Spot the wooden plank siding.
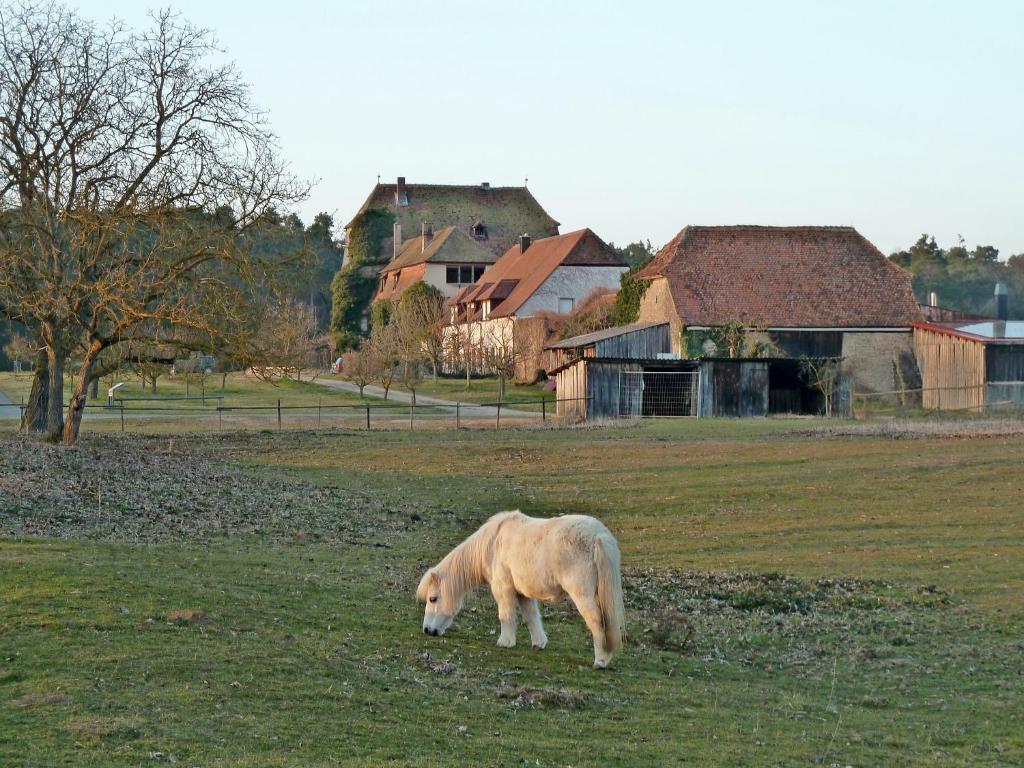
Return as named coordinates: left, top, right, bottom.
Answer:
left=592, top=324, right=671, bottom=359
left=554, top=360, right=588, bottom=421
left=913, top=327, right=986, bottom=410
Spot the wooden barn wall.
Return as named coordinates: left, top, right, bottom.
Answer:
left=985, top=346, right=1024, bottom=407
left=985, top=346, right=1024, bottom=382
left=767, top=331, right=843, bottom=358
left=587, top=362, right=641, bottom=419
left=555, top=361, right=588, bottom=421
left=913, top=327, right=986, bottom=410
left=593, top=325, right=671, bottom=359
left=698, top=360, right=769, bottom=417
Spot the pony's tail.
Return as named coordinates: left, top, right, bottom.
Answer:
left=594, top=534, right=625, bottom=652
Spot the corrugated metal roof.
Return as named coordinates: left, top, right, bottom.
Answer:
left=546, top=322, right=667, bottom=350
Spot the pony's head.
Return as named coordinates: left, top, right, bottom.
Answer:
left=416, top=567, right=464, bottom=637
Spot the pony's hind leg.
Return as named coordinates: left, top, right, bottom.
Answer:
left=518, top=596, right=547, bottom=650
left=568, top=590, right=611, bottom=668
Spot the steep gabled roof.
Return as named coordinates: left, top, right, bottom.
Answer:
left=346, top=180, right=560, bottom=257
left=635, top=225, right=921, bottom=328
left=470, top=228, right=626, bottom=319
left=380, top=226, right=496, bottom=275
left=374, top=263, right=428, bottom=304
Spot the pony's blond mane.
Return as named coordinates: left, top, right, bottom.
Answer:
left=436, top=511, right=520, bottom=600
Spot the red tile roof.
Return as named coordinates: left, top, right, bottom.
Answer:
left=635, top=226, right=921, bottom=328
left=374, top=263, right=427, bottom=303
left=465, top=228, right=626, bottom=319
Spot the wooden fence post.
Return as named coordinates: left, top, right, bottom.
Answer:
left=456, top=401, right=460, bottom=429
left=542, top=398, right=546, bottom=422
left=496, top=402, right=501, bottom=430
left=277, top=399, right=282, bottom=430
left=120, top=401, right=125, bottom=433
left=365, top=405, right=371, bottom=430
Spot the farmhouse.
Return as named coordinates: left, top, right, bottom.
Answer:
left=634, top=225, right=923, bottom=393
left=446, top=229, right=629, bottom=378
left=374, top=224, right=497, bottom=303
left=450, top=228, right=628, bottom=323
left=913, top=284, right=1024, bottom=410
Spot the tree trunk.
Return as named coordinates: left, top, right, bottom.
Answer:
left=21, top=351, right=50, bottom=433
left=62, top=344, right=102, bottom=445
left=90, top=377, right=99, bottom=400
left=221, top=371, right=228, bottom=390
left=498, top=373, right=506, bottom=402
left=45, top=346, right=65, bottom=441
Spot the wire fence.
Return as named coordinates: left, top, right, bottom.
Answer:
left=852, top=382, right=1024, bottom=417
left=6, top=395, right=592, bottom=434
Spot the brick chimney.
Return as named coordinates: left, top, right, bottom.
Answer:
left=421, top=222, right=433, bottom=252
left=392, top=222, right=402, bottom=260
left=395, top=176, right=408, bottom=206
left=519, top=234, right=531, bottom=253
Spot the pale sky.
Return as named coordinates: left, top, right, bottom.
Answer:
left=75, top=0, right=1023, bottom=256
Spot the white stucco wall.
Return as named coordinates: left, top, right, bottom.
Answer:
left=516, top=266, right=627, bottom=317
left=423, top=263, right=492, bottom=300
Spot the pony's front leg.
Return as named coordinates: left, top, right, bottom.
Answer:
left=490, top=580, right=519, bottom=648
left=518, top=596, right=547, bottom=650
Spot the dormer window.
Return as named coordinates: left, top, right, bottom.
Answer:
left=471, top=222, right=488, bottom=241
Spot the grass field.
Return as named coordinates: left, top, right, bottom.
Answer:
left=2, top=419, right=1022, bottom=766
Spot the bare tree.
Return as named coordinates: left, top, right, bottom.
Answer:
left=800, top=357, right=844, bottom=417
left=247, top=297, right=324, bottom=382
left=0, top=4, right=307, bottom=443
left=365, top=322, right=398, bottom=400
left=3, top=330, right=35, bottom=371
left=341, top=349, right=373, bottom=398
left=481, top=325, right=521, bottom=402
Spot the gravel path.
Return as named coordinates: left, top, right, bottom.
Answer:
left=0, top=390, right=20, bottom=421
left=316, top=378, right=538, bottom=417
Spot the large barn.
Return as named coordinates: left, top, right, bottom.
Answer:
left=634, top=225, right=922, bottom=394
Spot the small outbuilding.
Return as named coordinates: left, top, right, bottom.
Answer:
left=549, top=323, right=847, bottom=420
left=913, top=318, right=1024, bottom=410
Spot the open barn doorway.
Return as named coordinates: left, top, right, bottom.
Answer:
left=768, top=360, right=824, bottom=415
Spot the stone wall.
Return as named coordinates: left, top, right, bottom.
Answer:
left=636, top=277, right=683, bottom=354
left=841, top=331, right=919, bottom=394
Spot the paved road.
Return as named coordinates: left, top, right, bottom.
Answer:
left=316, top=378, right=538, bottom=418
left=0, top=390, right=20, bottom=421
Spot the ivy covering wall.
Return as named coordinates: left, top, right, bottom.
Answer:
left=609, top=257, right=653, bottom=326
left=330, top=208, right=395, bottom=350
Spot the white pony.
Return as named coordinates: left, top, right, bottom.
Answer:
left=416, top=510, right=625, bottom=668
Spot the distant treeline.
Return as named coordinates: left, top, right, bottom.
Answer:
left=889, top=235, right=1024, bottom=320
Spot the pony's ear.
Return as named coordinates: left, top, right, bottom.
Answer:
left=416, top=569, right=439, bottom=601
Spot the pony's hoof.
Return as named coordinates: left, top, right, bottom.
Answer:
left=532, top=643, right=546, bottom=651
left=496, top=637, right=516, bottom=648
left=593, top=659, right=609, bottom=669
